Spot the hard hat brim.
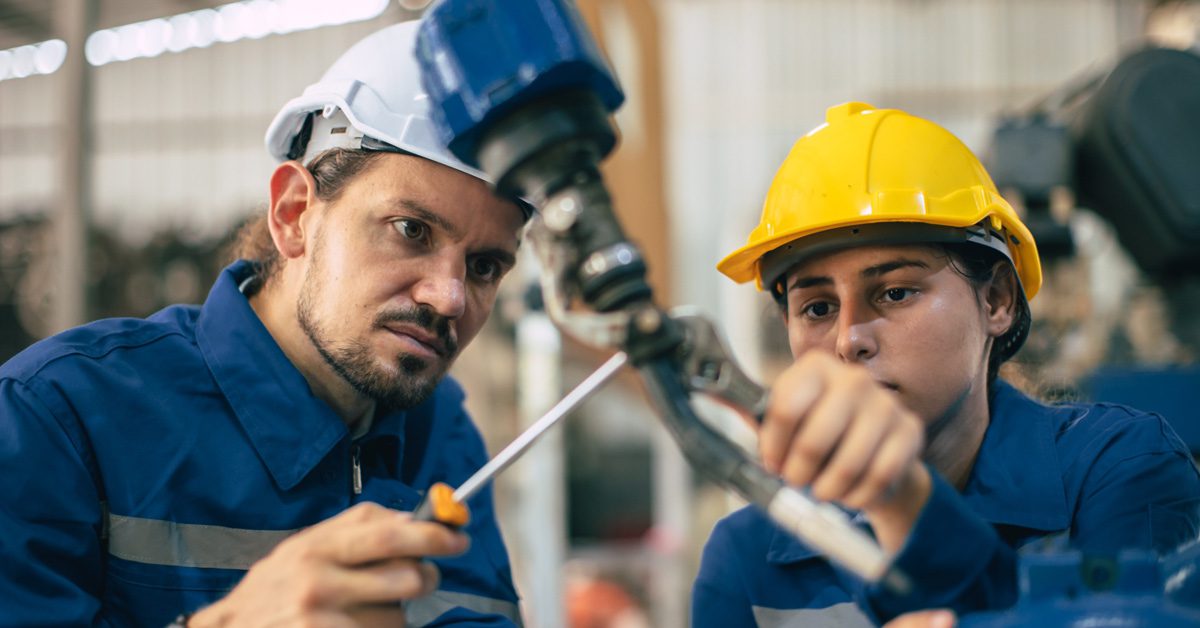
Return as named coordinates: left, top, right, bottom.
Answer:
left=720, top=196, right=1041, bottom=302
left=757, top=222, right=1016, bottom=296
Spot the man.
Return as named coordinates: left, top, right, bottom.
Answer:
left=0, top=21, right=525, bottom=626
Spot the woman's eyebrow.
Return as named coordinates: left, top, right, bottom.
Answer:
left=788, top=275, right=833, bottom=292
left=788, top=258, right=931, bottom=292
left=861, top=258, right=929, bottom=278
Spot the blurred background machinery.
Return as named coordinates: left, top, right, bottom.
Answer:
left=987, top=41, right=1200, bottom=451
left=2, top=1, right=1199, bottom=627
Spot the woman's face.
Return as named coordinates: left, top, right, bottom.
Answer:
left=781, top=244, right=1005, bottom=428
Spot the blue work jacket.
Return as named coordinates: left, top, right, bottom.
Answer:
left=693, top=380, right=1200, bottom=627
left=0, top=261, right=520, bottom=627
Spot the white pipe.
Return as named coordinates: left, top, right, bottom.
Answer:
left=513, top=308, right=566, bottom=628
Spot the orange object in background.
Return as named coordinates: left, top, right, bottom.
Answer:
left=567, top=575, right=650, bottom=628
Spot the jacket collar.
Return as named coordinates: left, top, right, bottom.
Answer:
left=195, top=261, right=408, bottom=491
left=766, top=379, right=1070, bottom=565
left=958, top=379, right=1070, bottom=531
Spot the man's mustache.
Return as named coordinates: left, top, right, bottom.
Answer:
left=375, top=307, right=458, bottom=357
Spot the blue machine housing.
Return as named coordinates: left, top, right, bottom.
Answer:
left=414, top=0, right=625, bottom=168
left=960, top=550, right=1200, bottom=627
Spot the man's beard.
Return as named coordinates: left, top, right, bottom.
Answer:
left=296, top=272, right=458, bottom=412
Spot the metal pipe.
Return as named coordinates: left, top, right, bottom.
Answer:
left=512, top=308, right=567, bottom=628
left=52, top=0, right=95, bottom=333
left=454, top=351, right=628, bottom=504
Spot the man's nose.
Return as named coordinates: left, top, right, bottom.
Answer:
left=834, top=300, right=879, bottom=363
left=412, top=262, right=466, bottom=320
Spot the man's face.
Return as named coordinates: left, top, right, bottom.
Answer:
left=782, top=244, right=993, bottom=428
left=297, top=153, right=523, bottom=410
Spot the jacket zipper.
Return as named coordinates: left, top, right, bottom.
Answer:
left=352, top=444, right=363, bottom=495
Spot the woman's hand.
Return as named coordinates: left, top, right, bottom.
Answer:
left=760, top=351, right=932, bottom=551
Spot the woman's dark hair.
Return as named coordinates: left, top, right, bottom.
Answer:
left=939, top=243, right=1031, bottom=385
left=226, top=148, right=386, bottom=286
left=771, top=242, right=1031, bottom=385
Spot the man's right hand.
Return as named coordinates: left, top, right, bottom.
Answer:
left=188, top=502, right=469, bottom=628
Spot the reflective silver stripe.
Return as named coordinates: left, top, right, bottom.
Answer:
left=108, top=515, right=523, bottom=625
left=752, top=602, right=873, bottom=628
left=407, top=590, right=523, bottom=627
left=107, top=514, right=300, bottom=570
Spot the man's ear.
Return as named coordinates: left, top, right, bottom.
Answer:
left=268, top=161, right=318, bottom=260
left=983, top=261, right=1019, bottom=339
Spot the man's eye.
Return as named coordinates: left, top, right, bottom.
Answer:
left=469, top=257, right=501, bottom=282
left=393, top=219, right=428, bottom=241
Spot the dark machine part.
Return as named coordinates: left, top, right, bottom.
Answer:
left=637, top=357, right=784, bottom=508
left=988, top=116, right=1076, bottom=261
left=991, top=47, right=1200, bottom=275
left=474, top=90, right=652, bottom=312
left=417, top=3, right=648, bottom=313
left=991, top=117, right=1074, bottom=206
left=416, top=0, right=896, bottom=587
left=1072, top=47, right=1200, bottom=277
left=978, top=46, right=1200, bottom=623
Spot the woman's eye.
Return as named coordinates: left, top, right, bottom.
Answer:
left=393, top=219, right=428, bottom=241
left=801, top=301, right=834, bottom=319
left=882, top=287, right=914, bottom=303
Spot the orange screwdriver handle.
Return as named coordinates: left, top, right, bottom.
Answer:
left=412, top=481, right=471, bottom=529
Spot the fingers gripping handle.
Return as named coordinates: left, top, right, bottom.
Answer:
left=413, top=482, right=471, bottom=529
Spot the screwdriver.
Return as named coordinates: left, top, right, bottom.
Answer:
left=414, top=351, right=629, bottom=527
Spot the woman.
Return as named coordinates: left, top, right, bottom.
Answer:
left=692, top=102, right=1200, bottom=626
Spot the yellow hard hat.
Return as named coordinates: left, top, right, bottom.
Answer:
left=717, top=102, right=1042, bottom=301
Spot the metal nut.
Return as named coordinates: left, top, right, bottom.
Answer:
left=543, top=195, right=579, bottom=233
left=635, top=308, right=662, bottom=334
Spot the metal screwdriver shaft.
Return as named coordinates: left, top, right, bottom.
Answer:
left=452, top=351, right=629, bottom=504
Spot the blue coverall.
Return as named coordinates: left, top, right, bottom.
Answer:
left=693, top=380, right=1200, bottom=626
left=0, top=260, right=520, bottom=626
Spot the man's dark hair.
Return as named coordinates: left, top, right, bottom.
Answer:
left=227, top=148, right=386, bottom=287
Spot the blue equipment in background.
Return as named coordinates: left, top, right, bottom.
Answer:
left=414, top=0, right=623, bottom=169
left=416, top=0, right=650, bottom=312
left=1084, top=366, right=1200, bottom=455
left=961, top=549, right=1200, bottom=626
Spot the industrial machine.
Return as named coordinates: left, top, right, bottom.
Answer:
left=411, top=0, right=1200, bottom=623
left=410, top=0, right=904, bottom=593
left=971, top=42, right=1200, bottom=627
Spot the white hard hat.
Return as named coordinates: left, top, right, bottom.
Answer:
left=264, top=20, right=483, bottom=181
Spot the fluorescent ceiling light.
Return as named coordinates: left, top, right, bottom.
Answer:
left=0, top=0, right=391, bottom=81
left=0, top=40, right=68, bottom=82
